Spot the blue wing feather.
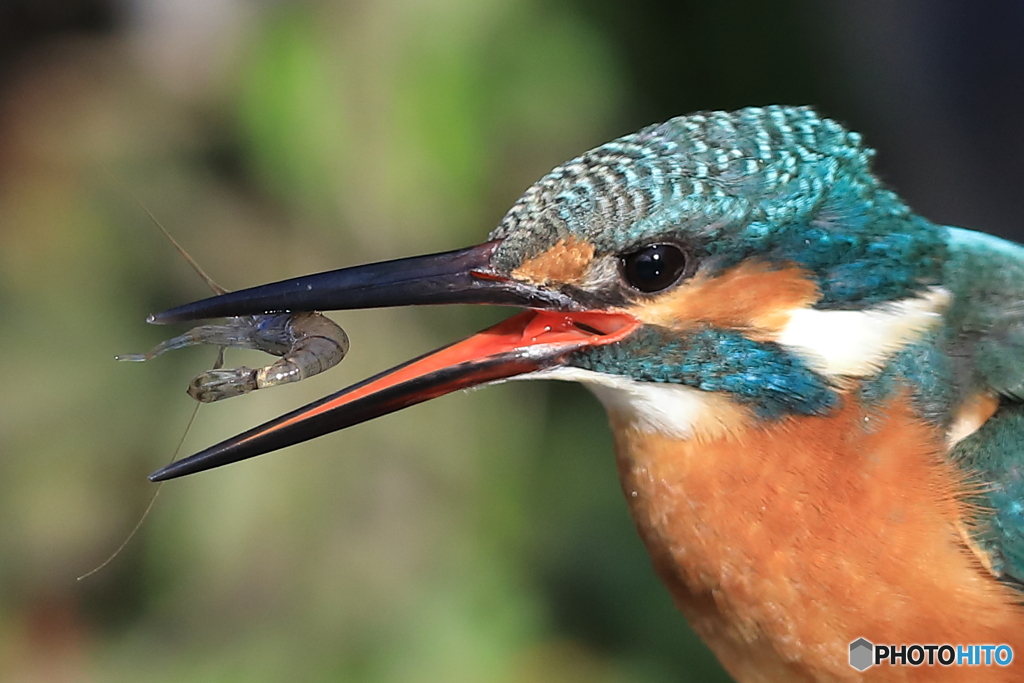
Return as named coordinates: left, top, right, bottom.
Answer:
left=946, top=228, right=1024, bottom=584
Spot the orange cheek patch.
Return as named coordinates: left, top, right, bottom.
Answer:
left=511, top=235, right=595, bottom=286
left=630, top=260, right=820, bottom=340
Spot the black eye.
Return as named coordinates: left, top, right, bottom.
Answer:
left=621, top=244, right=689, bottom=293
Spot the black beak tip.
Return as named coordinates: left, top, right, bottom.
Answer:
left=149, top=464, right=179, bottom=482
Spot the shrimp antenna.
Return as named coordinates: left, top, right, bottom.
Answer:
left=76, top=400, right=201, bottom=581
left=110, top=171, right=226, bottom=295
left=82, top=176, right=229, bottom=580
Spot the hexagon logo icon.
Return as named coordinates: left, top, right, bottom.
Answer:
left=849, top=638, right=874, bottom=671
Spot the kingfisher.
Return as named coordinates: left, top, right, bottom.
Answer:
left=144, top=106, right=1024, bottom=682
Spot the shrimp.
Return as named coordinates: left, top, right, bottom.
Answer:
left=116, top=201, right=349, bottom=403
left=118, top=311, right=349, bottom=402
left=82, top=191, right=351, bottom=581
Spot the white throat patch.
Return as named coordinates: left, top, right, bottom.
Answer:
left=524, top=366, right=729, bottom=438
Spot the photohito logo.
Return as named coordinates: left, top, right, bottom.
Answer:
left=849, top=638, right=1013, bottom=671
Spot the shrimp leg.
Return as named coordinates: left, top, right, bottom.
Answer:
left=116, top=322, right=270, bottom=362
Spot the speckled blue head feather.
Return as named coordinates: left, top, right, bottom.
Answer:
left=490, top=105, right=946, bottom=308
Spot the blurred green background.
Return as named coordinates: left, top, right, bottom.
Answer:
left=1, top=1, right=1021, bottom=681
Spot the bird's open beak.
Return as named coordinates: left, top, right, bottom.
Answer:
left=148, top=241, right=640, bottom=481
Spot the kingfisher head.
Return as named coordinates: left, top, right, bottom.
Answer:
left=148, top=105, right=951, bottom=481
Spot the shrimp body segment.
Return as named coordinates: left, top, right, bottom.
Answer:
left=118, top=311, right=349, bottom=403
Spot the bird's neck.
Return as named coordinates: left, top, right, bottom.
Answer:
left=607, top=389, right=1024, bottom=682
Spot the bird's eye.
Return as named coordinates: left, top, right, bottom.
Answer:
left=621, top=244, right=689, bottom=293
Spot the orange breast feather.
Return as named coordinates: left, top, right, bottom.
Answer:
left=610, top=392, right=1024, bottom=682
